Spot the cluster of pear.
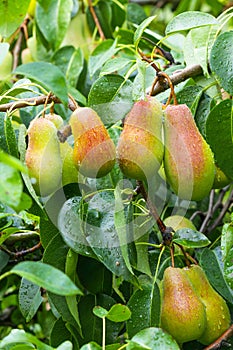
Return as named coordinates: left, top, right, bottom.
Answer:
left=160, top=264, right=231, bottom=345
left=25, top=107, right=116, bottom=196
left=25, top=96, right=231, bottom=197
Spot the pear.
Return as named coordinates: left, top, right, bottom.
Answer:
left=0, top=51, right=12, bottom=81
left=60, top=141, right=80, bottom=186
left=25, top=118, right=62, bottom=196
left=184, top=264, right=231, bottom=345
left=116, top=96, right=164, bottom=181
left=69, top=107, right=116, bottom=178
left=163, top=104, right=215, bottom=201
left=45, top=112, right=64, bottom=129
left=164, top=215, right=196, bottom=232
left=213, top=165, right=232, bottom=189
left=161, top=266, right=206, bottom=345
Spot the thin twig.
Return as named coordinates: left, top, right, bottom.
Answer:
left=87, top=0, right=105, bottom=40
left=12, top=17, right=30, bottom=71
left=1, top=241, right=42, bottom=259
left=206, top=189, right=233, bottom=234
left=204, top=324, right=233, bottom=350
left=199, top=189, right=215, bottom=233
left=0, top=94, right=77, bottom=112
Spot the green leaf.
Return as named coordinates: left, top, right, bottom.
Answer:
left=106, top=303, right=131, bottom=322
left=14, top=62, right=68, bottom=107
left=0, top=0, right=31, bottom=38
left=4, top=115, right=18, bottom=158
left=224, top=247, right=233, bottom=291
left=0, top=149, right=27, bottom=173
left=88, top=74, right=133, bottom=125
left=36, top=0, right=73, bottom=50
left=11, top=261, right=83, bottom=296
left=173, top=228, right=211, bottom=248
left=210, top=31, right=233, bottom=94
left=200, top=248, right=233, bottom=304
left=0, top=329, right=53, bottom=350
left=101, top=57, right=133, bottom=76
left=206, top=99, right=233, bottom=179
left=184, top=26, right=211, bottom=76
left=0, top=250, right=9, bottom=273
left=221, top=222, right=233, bottom=262
left=127, top=327, right=180, bottom=349
left=19, top=278, right=43, bottom=322
left=52, top=46, right=84, bottom=87
left=114, top=185, right=134, bottom=275
left=80, top=342, right=101, bottom=350
left=0, top=163, right=23, bottom=208
left=165, top=11, right=218, bottom=35
left=88, top=39, right=117, bottom=78
left=127, top=282, right=161, bottom=338
left=93, top=306, right=108, bottom=318
left=78, top=294, right=121, bottom=346
left=134, top=16, right=156, bottom=48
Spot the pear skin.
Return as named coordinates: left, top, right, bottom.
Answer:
left=45, top=113, right=64, bottom=129
left=213, top=165, right=232, bottom=189
left=116, top=96, right=164, bottom=181
left=184, top=264, right=231, bottom=345
left=164, top=104, right=215, bottom=201
left=25, top=118, right=62, bottom=196
left=60, top=141, right=80, bottom=186
left=161, top=266, right=206, bottom=345
left=69, top=107, right=116, bottom=178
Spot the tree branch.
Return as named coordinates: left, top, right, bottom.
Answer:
left=0, top=94, right=77, bottom=112
left=150, top=64, right=203, bottom=95
left=204, top=324, right=233, bottom=350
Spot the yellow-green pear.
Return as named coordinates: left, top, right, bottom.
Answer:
left=184, top=264, right=231, bottom=345
left=69, top=107, right=116, bottom=178
left=25, top=118, right=62, bottom=196
left=45, top=112, right=64, bottom=129
left=163, top=104, right=215, bottom=201
left=213, top=165, right=232, bottom=189
left=0, top=51, right=12, bottom=81
left=60, top=141, right=80, bottom=186
left=164, top=215, right=196, bottom=232
left=21, top=48, right=34, bottom=64
left=116, top=96, right=164, bottom=181
left=161, top=266, right=206, bottom=345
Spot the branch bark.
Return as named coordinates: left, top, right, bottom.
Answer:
left=0, top=94, right=77, bottom=112
left=150, top=64, right=203, bottom=95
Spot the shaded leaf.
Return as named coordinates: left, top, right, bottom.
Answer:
left=134, top=16, right=156, bottom=48
left=221, top=222, right=233, bottom=262
left=19, top=278, right=43, bottom=322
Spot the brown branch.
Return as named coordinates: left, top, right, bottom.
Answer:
left=1, top=241, right=42, bottom=259
left=87, top=0, right=105, bottom=40
left=150, top=64, right=203, bottom=95
left=204, top=324, right=233, bottom=350
left=199, top=189, right=215, bottom=233
left=0, top=94, right=77, bottom=112
left=12, top=17, right=30, bottom=71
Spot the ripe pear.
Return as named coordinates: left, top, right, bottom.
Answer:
left=184, top=264, right=231, bottom=345
left=213, top=165, right=232, bottom=189
left=69, top=107, right=116, bottom=178
left=163, top=104, right=215, bottom=201
left=161, top=266, right=206, bottom=345
left=25, top=118, right=62, bottom=196
left=116, top=96, right=164, bottom=181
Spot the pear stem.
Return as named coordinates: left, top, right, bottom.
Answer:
left=137, top=181, right=173, bottom=246
left=87, top=0, right=105, bottom=41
